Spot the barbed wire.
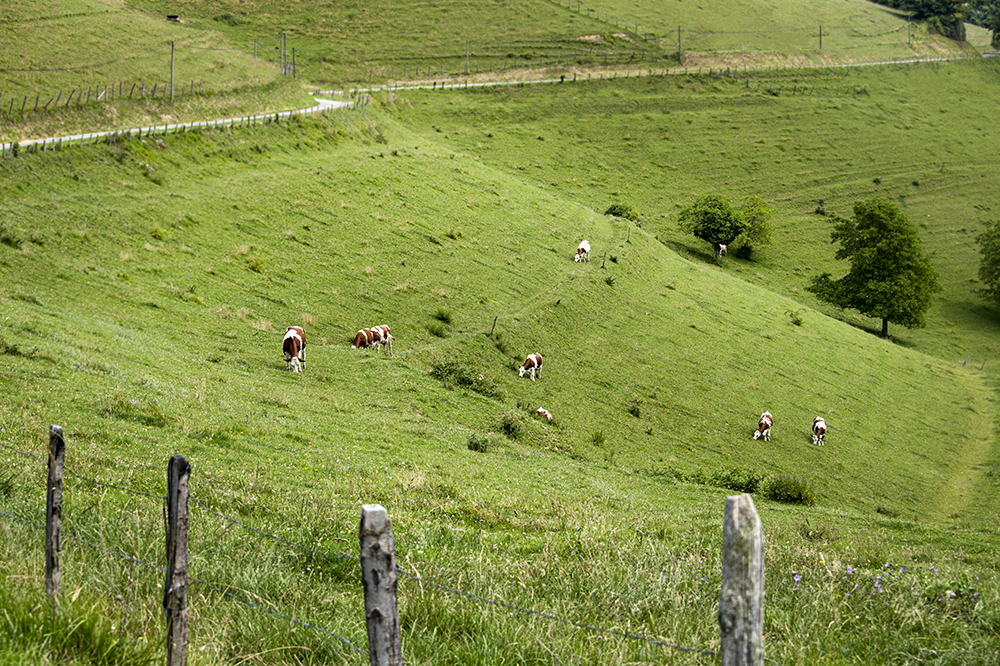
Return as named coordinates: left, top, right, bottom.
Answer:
left=396, top=566, right=719, bottom=659
left=189, top=496, right=359, bottom=564
left=0, top=440, right=164, bottom=501
left=0, top=439, right=44, bottom=464
left=0, top=440, right=781, bottom=663
left=0, top=508, right=367, bottom=658
left=190, top=576, right=367, bottom=657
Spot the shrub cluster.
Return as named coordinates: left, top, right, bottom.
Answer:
left=605, top=203, right=644, bottom=223
left=430, top=361, right=503, bottom=399
left=468, top=433, right=489, bottom=452
left=763, top=474, right=817, bottom=505
left=651, top=465, right=815, bottom=504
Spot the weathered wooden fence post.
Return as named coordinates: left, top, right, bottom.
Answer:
left=719, top=494, right=764, bottom=666
left=359, top=504, right=402, bottom=666
left=45, top=424, right=66, bottom=611
left=163, top=455, right=191, bottom=666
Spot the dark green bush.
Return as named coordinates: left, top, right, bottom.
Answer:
left=626, top=398, right=641, bottom=418
left=764, top=474, right=817, bottom=505
left=500, top=412, right=521, bottom=440
left=605, top=203, right=644, bottom=223
left=427, top=322, right=447, bottom=338
left=432, top=309, right=452, bottom=324
left=430, top=361, right=502, bottom=398
left=468, top=433, right=489, bottom=452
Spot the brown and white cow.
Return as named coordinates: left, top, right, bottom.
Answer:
left=713, top=243, right=727, bottom=260
left=352, top=328, right=374, bottom=349
left=536, top=407, right=553, bottom=422
left=575, top=240, right=591, bottom=263
left=519, top=353, right=543, bottom=381
left=812, top=417, right=827, bottom=446
left=753, top=411, right=773, bottom=442
left=371, top=324, right=393, bottom=355
left=283, top=326, right=306, bottom=372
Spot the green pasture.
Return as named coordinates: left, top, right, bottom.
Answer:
left=0, top=0, right=287, bottom=95
left=396, top=58, right=1000, bottom=371
left=119, top=0, right=991, bottom=85
left=1, top=0, right=1000, bottom=663
left=1, top=98, right=999, bottom=663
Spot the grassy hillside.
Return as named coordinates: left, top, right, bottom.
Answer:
left=2, top=105, right=999, bottom=663
left=119, top=0, right=991, bottom=84
left=396, top=58, right=1000, bottom=372
left=2, top=0, right=1000, bottom=663
left=0, top=0, right=311, bottom=143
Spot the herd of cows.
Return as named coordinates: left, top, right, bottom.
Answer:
left=279, top=239, right=829, bottom=444
left=753, top=410, right=828, bottom=445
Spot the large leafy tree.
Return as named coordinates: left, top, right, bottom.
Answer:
left=735, top=194, right=774, bottom=256
left=679, top=194, right=773, bottom=261
left=679, top=195, right=746, bottom=247
left=976, top=219, right=1000, bottom=308
left=807, top=198, right=942, bottom=338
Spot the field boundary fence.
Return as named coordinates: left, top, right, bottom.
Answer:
left=0, top=35, right=288, bottom=119
left=0, top=97, right=354, bottom=158
left=321, top=50, right=969, bottom=101
left=0, top=426, right=776, bottom=666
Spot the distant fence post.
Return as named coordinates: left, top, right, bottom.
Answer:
left=719, top=494, right=764, bottom=666
left=164, top=455, right=191, bottom=666
left=45, top=424, right=66, bottom=611
left=359, top=504, right=402, bottom=666
left=170, top=42, right=175, bottom=103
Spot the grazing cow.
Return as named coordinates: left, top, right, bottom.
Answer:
left=282, top=326, right=306, bottom=372
left=519, top=353, right=543, bottom=381
left=574, top=240, right=591, bottom=263
left=812, top=417, right=827, bottom=446
left=713, top=243, right=727, bottom=259
left=536, top=408, right=553, bottom=422
left=371, top=324, right=393, bottom=355
left=753, top=411, right=773, bottom=442
left=352, top=328, right=375, bottom=349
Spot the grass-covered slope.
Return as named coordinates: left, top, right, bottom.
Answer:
left=0, top=107, right=989, bottom=519
left=1, top=104, right=998, bottom=663
left=122, top=0, right=991, bottom=85
left=0, top=0, right=310, bottom=143
left=396, top=59, right=1000, bottom=371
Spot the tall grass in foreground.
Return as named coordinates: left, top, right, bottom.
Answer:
left=2, top=478, right=998, bottom=664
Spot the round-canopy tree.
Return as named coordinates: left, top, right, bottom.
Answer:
left=975, top=219, right=1000, bottom=308
left=678, top=195, right=748, bottom=260
left=734, top=194, right=774, bottom=259
left=807, top=198, right=942, bottom=338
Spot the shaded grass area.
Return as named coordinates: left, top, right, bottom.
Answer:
left=0, top=97, right=998, bottom=664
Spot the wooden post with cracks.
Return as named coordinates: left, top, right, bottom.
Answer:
left=719, top=494, right=764, bottom=666
left=359, top=504, right=402, bottom=666
left=45, top=425, right=66, bottom=611
left=163, top=455, right=191, bottom=666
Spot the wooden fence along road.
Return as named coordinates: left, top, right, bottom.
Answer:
left=3, top=426, right=768, bottom=666
left=0, top=97, right=352, bottom=157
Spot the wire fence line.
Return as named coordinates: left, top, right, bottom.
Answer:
left=0, top=96, right=353, bottom=158
left=0, top=439, right=739, bottom=663
left=0, top=508, right=369, bottom=658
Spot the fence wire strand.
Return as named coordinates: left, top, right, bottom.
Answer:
left=190, top=496, right=359, bottom=564
left=1, top=440, right=783, bottom=664
left=396, top=567, right=719, bottom=659
left=0, top=509, right=367, bottom=658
